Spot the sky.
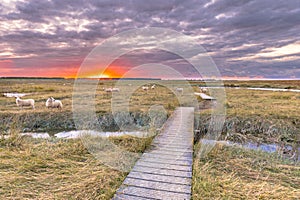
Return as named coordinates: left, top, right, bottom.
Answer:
left=0, top=0, right=299, bottom=79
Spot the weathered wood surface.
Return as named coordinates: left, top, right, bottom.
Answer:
left=113, top=107, right=194, bottom=200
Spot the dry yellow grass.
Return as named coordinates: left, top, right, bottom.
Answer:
left=193, top=144, right=300, bottom=200
left=224, top=80, right=300, bottom=89
left=224, top=88, right=300, bottom=119
left=0, top=135, right=153, bottom=200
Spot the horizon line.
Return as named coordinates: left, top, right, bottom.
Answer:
left=0, top=76, right=299, bottom=81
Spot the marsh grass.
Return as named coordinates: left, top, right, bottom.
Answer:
left=193, top=143, right=300, bottom=200
left=110, top=135, right=154, bottom=153
left=0, top=135, right=153, bottom=199
left=193, top=81, right=300, bottom=199
left=222, top=80, right=300, bottom=89
left=224, top=88, right=300, bottom=119
left=0, top=138, right=121, bottom=199
left=196, top=114, right=298, bottom=145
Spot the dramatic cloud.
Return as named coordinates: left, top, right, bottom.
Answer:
left=0, top=0, right=299, bottom=78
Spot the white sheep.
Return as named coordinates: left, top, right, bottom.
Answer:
left=16, top=97, right=35, bottom=109
left=104, top=88, right=120, bottom=92
left=151, top=84, right=156, bottom=89
left=142, top=86, right=149, bottom=91
left=112, top=88, right=120, bottom=92
left=105, top=88, right=113, bottom=92
left=200, top=87, right=208, bottom=93
left=46, top=97, right=63, bottom=109
left=176, top=87, right=183, bottom=93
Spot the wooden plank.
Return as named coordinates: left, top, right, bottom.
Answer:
left=115, top=186, right=191, bottom=200
left=137, top=157, right=191, bottom=166
left=140, top=153, right=192, bottom=163
left=123, top=178, right=191, bottom=193
left=127, top=171, right=191, bottom=185
left=135, top=160, right=192, bottom=171
left=113, top=193, right=154, bottom=200
left=132, top=165, right=193, bottom=178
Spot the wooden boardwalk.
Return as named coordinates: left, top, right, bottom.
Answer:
left=113, top=107, right=194, bottom=200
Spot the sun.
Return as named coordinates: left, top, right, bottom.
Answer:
left=88, top=73, right=110, bottom=79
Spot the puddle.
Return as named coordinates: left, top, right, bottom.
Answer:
left=20, top=132, right=51, bottom=138
left=3, top=93, right=29, bottom=97
left=198, top=86, right=300, bottom=93
left=2, top=130, right=149, bottom=139
left=2, top=133, right=51, bottom=139
left=247, top=87, right=300, bottom=92
left=201, top=139, right=300, bottom=161
left=54, top=130, right=149, bottom=139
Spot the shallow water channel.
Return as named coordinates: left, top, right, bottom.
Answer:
left=17, top=130, right=149, bottom=139
left=201, top=139, right=300, bottom=162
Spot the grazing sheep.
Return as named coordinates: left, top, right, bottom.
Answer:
left=112, top=88, right=120, bottom=92
left=200, top=87, right=208, bottom=93
left=104, top=88, right=120, bottom=92
left=46, top=97, right=63, bottom=109
left=16, top=97, right=35, bottom=109
left=105, top=88, right=113, bottom=92
left=142, top=86, right=149, bottom=91
left=151, top=84, right=156, bottom=89
left=176, top=87, right=183, bottom=93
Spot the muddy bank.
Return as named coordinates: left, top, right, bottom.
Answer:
left=195, top=115, right=299, bottom=145
left=0, top=111, right=168, bottom=135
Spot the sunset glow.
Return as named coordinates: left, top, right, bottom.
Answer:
left=0, top=1, right=299, bottom=79
left=87, top=73, right=110, bottom=79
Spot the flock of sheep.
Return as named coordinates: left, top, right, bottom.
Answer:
left=104, top=87, right=120, bottom=92
left=142, top=84, right=156, bottom=91
left=13, top=84, right=194, bottom=110
left=102, top=84, right=187, bottom=94
left=103, top=84, right=157, bottom=93
left=15, top=96, right=63, bottom=110
left=101, top=84, right=189, bottom=97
